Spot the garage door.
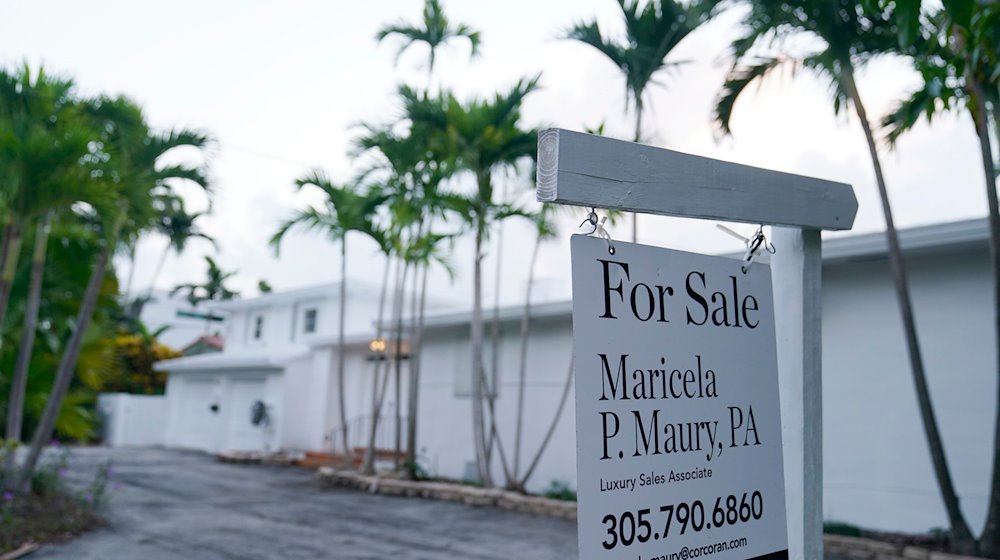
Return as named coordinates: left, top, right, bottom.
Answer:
left=225, top=379, right=268, bottom=452
left=175, top=379, right=221, bottom=451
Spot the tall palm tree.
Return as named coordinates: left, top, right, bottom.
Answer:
left=139, top=196, right=217, bottom=311
left=170, top=255, right=239, bottom=307
left=400, top=230, right=456, bottom=471
left=271, top=172, right=387, bottom=466
left=354, top=101, right=465, bottom=474
left=376, top=0, right=481, bottom=86
left=511, top=205, right=557, bottom=485
left=714, top=0, right=975, bottom=550
left=0, top=66, right=80, bottom=365
left=882, top=2, right=999, bottom=554
left=565, top=0, right=718, bottom=242
left=0, top=67, right=118, bottom=446
left=17, top=96, right=158, bottom=488
left=404, top=78, right=539, bottom=486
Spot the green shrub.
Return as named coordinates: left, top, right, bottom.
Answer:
left=543, top=480, right=577, bottom=501
left=824, top=521, right=862, bottom=537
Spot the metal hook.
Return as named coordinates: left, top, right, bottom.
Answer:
left=741, top=226, right=774, bottom=274
left=717, top=224, right=775, bottom=274
left=578, top=207, right=599, bottom=235
left=580, top=207, right=615, bottom=254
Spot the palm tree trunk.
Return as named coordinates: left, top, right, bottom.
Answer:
left=482, top=361, right=513, bottom=487
left=362, top=255, right=392, bottom=473
left=842, top=69, right=975, bottom=549
left=6, top=217, right=50, bottom=445
left=405, top=261, right=430, bottom=473
left=471, top=217, right=491, bottom=486
left=518, top=357, right=574, bottom=489
left=363, top=255, right=406, bottom=473
left=967, top=80, right=1000, bottom=558
left=393, top=260, right=409, bottom=471
left=513, top=234, right=541, bottom=481
left=17, top=218, right=119, bottom=490
left=0, top=221, right=23, bottom=341
left=336, top=240, right=350, bottom=466
left=122, top=244, right=137, bottom=306
left=143, top=243, right=172, bottom=302
left=487, top=186, right=507, bottom=466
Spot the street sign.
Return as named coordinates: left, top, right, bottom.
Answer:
left=571, top=234, right=788, bottom=560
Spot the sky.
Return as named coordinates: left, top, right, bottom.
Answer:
left=0, top=0, right=991, bottom=307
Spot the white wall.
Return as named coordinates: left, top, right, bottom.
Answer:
left=98, top=393, right=168, bottom=447
left=416, top=319, right=576, bottom=491
left=822, top=249, right=994, bottom=534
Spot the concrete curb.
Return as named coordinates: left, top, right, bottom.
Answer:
left=215, top=451, right=297, bottom=466
left=316, top=467, right=577, bottom=520
left=824, top=534, right=987, bottom=560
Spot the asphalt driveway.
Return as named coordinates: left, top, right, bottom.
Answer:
left=36, top=447, right=577, bottom=560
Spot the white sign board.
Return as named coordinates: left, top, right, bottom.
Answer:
left=571, top=235, right=788, bottom=560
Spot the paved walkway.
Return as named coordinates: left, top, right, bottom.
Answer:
left=36, top=447, right=577, bottom=560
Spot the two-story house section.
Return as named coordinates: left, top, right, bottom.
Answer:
left=157, top=280, right=453, bottom=454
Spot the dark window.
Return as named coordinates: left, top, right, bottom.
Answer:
left=253, top=316, right=264, bottom=340
left=304, top=308, right=318, bottom=334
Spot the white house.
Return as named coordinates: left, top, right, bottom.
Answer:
left=147, top=281, right=453, bottom=454
left=144, top=217, right=995, bottom=536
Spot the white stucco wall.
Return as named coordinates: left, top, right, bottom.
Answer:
left=98, top=393, right=168, bottom=447
left=822, top=249, right=994, bottom=534
left=416, top=318, right=576, bottom=492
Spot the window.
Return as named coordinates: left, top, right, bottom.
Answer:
left=304, top=308, right=318, bottom=334
left=253, top=316, right=264, bottom=340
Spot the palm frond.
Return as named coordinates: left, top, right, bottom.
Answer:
left=714, top=57, right=782, bottom=135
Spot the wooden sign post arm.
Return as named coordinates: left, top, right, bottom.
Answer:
left=537, top=128, right=856, bottom=560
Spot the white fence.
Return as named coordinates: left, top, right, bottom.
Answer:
left=98, top=393, right=168, bottom=447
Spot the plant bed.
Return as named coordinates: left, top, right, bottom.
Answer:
left=316, top=467, right=577, bottom=520
left=0, top=447, right=111, bottom=556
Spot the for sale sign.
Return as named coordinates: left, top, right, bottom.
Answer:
left=571, top=235, right=788, bottom=560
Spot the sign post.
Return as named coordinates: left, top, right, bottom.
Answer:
left=537, top=128, right=857, bottom=560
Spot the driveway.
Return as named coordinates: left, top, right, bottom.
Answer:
left=36, top=447, right=577, bottom=560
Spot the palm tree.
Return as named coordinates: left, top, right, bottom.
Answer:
left=565, top=0, right=718, bottom=242
left=0, top=67, right=117, bottom=446
left=17, top=95, right=157, bottom=488
left=404, top=78, right=539, bottom=486
left=376, top=0, right=481, bottom=86
left=882, top=2, right=999, bottom=554
left=170, top=255, right=239, bottom=307
left=511, top=205, right=557, bottom=485
left=714, top=0, right=975, bottom=550
left=137, top=195, right=217, bottom=313
left=401, top=230, right=456, bottom=472
left=0, top=66, right=81, bottom=369
left=271, top=172, right=387, bottom=467
left=354, top=101, right=466, bottom=474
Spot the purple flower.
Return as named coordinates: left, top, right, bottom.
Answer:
left=58, top=468, right=68, bottom=478
left=3, top=492, right=12, bottom=502
left=84, top=494, right=93, bottom=504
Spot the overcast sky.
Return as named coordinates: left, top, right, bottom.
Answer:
left=1, top=1, right=990, bottom=307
